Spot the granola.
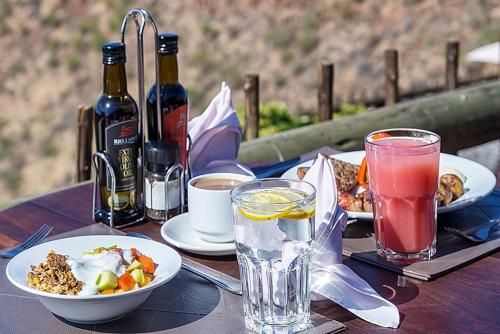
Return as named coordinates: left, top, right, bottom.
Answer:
left=27, top=251, right=83, bottom=295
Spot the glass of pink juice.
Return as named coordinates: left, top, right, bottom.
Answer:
left=365, top=129, right=440, bottom=262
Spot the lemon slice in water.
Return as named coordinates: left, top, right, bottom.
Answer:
left=238, top=188, right=315, bottom=221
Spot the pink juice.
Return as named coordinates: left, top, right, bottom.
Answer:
left=366, top=137, right=440, bottom=255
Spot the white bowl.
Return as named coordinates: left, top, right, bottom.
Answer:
left=6, top=235, right=181, bottom=324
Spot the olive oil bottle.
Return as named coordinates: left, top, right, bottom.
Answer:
left=94, top=42, right=142, bottom=226
left=146, top=33, right=188, bottom=168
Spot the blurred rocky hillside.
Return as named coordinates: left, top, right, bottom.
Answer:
left=0, top=0, right=499, bottom=200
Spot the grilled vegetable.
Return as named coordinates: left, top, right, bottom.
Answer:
left=440, top=174, right=464, bottom=200
left=439, top=181, right=453, bottom=206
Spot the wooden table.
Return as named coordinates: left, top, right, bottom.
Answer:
left=0, top=183, right=498, bottom=333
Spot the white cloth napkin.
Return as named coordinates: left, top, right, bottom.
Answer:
left=304, top=154, right=400, bottom=328
left=188, top=82, right=253, bottom=177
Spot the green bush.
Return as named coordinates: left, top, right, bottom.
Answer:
left=235, top=101, right=368, bottom=139
left=66, top=55, right=80, bottom=72
left=40, top=137, right=58, bottom=157
left=264, top=30, right=295, bottom=50
left=236, top=101, right=315, bottom=139
left=41, top=13, right=61, bottom=27
left=47, top=53, right=60, bottom=67
left=333, top=103, right=367, bottom=120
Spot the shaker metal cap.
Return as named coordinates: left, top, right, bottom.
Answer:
left=145, top=140, right=179, bottom=169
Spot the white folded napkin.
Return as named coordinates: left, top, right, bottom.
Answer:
left=304, top=154, right=400, bottom=328
left=188, top=82, right=253, bottom=177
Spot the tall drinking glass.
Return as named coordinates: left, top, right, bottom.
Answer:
left=365, top=129, right=440, bottom=262
left=231, top=179, right=316, bottom=333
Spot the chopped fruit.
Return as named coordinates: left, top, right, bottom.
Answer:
left=138, top=255, right=155, bottom=274
left=126, top=259, right=143, bottom=272
left=117, top=272, right=135, bottom=291
left=130, top=269, right=146, bottom=286
left=114, top=288, right=125, bottom=293
left=100, top=289, right=114, bottom=295
left=96, top=270, right=118, bottom=291
left=82, top=245, right=119, bottom=255
left=372, top=132, right=392, bottom=140
left=131, top=248, right=142, bottom=260
left=357, top=156, right=368, bottom=189
left=143, top=275, right=152, bottom=286
left=133, top=283, right=140, bottom=290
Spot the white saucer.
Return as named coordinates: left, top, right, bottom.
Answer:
left=160, top=213, right=236, bottom=256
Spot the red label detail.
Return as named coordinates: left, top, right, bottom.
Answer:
left=163, top=104, right=188, bottom=167
left=119, top=125, right=135, bottom=138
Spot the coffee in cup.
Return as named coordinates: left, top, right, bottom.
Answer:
left=188, top=173, right=255, bottom=243
left=192, top=178, right=243, bottom=191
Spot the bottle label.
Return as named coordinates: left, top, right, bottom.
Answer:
left=162, top=104, right=188, bottom=167
left=145, top=178, right=181, bottom=210
left=107, top=191, right=135, bottom=211
left=105, top=120, right=138, bottom=192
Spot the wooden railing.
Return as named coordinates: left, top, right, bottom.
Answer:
left=238, top=80, right=500, bottom=162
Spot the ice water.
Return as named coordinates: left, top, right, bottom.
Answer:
left=231, top=183, right=315, bottom=333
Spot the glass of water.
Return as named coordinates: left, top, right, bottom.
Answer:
left=231, top=178, right=316, bottom=333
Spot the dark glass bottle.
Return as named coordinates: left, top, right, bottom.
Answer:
left=146, top=33, right=188, bottom=168
left=94, top=42, right=142, bottom=226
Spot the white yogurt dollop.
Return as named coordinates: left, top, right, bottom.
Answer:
left=67, top=250, right=126, bottom=296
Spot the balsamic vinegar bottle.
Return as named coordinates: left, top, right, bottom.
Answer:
left=94, top=42, right=142, bottom=226
left=146, top=33, right=188, bottom=168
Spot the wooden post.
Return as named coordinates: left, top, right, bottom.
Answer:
left=244, top=74, right=259, bottom=140
left=385, top=49, right=399, bottom=105
left=318, top=63, right=334, bottom=122
left=445, top=41, right=459, bottom=90
left=76, top=105, right=93, bottom=182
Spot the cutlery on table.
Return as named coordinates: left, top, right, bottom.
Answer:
left=126, top=231, right=243, bottom=295
left=444, top=219, right=500, bottom=243
left=0, top=224, right=54, bottom=258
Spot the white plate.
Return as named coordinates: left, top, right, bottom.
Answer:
left=281, top=151, right=497, bottom=220
left=6, top=235, right=181, bottom=324
left=161, top=213, right=236, bottom=256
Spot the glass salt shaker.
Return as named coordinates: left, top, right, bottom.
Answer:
left=144, top=140, right=184, bottom=223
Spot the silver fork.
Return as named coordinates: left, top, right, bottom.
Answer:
left=444, top=219, right=500, bottom=243
left=0, top=224, right=53, bottom=258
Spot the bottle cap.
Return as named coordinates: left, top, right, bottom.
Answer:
left=145, top=140, right=179, bottom=173
left=158, top=33, right=178, bottom=54
left=102, top=42, right=126, bottom=64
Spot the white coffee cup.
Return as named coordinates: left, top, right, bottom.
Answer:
left=188, top=173, right=255, bottom=243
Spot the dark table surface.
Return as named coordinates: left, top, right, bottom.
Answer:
left=0, top=183, right=499, bottom=333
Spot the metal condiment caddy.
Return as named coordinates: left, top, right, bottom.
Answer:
left=92, top=8, right=184, bottom=228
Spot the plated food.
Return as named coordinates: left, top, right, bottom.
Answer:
left=297, top=155, right=465, bottom=212
left=283, top=151, right=497, bottom=219
left=7, top=235, right=181, bottom=324
left=27, top=245, right=156, bottom=296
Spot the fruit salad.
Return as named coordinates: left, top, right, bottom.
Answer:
left=27, top=245, right=156, bottom=296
